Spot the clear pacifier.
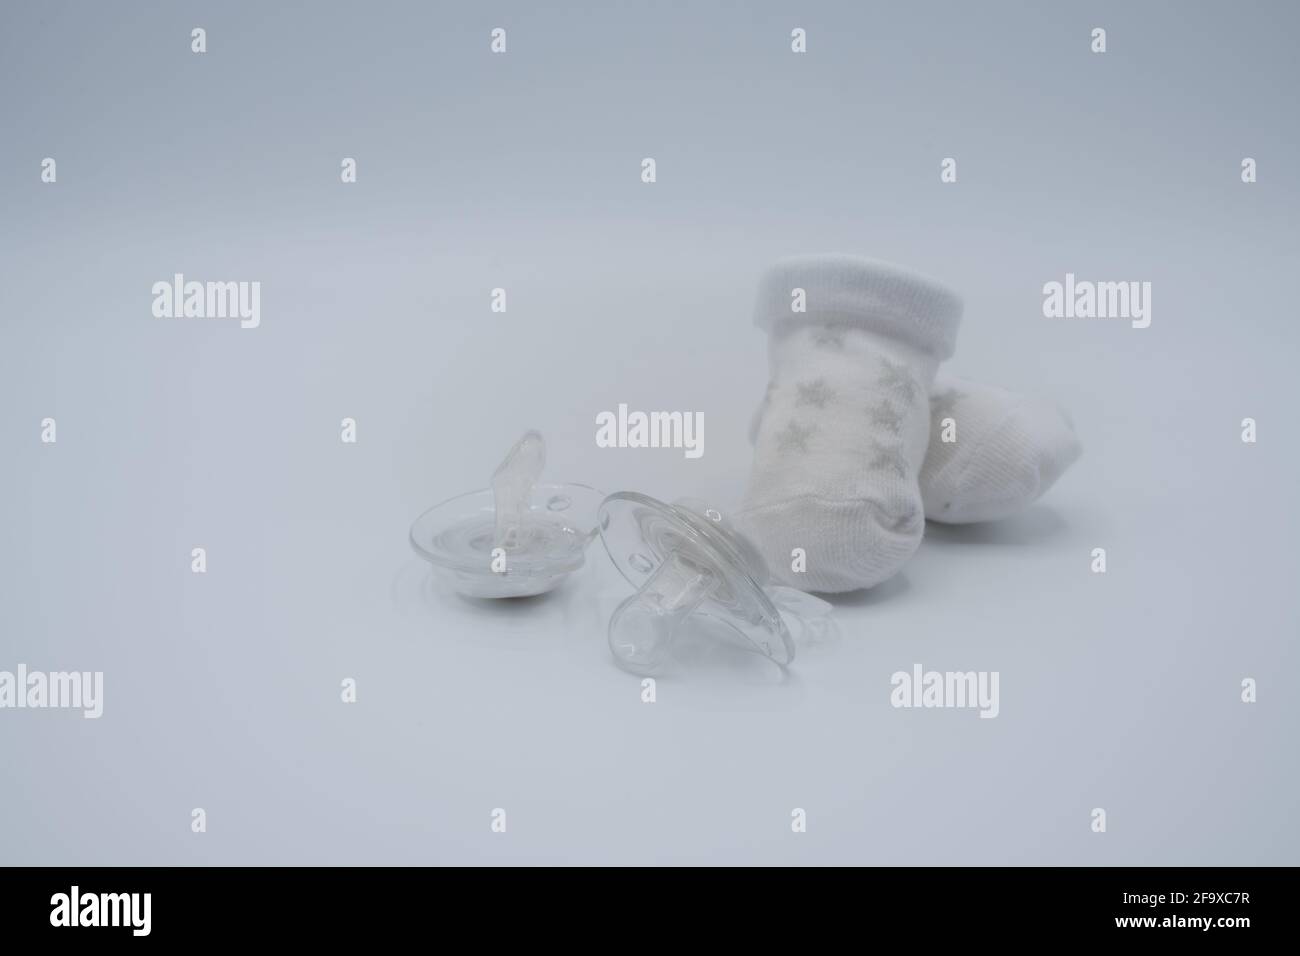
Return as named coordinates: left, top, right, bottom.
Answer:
left=409, top=431, right=603, bottom=598
left=596, top=493, right=832, bottom=675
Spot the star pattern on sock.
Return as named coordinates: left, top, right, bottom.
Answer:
left=870, top=403, right=904, bottom=435
left=867, top=438, right=909, bottom=478
left=879, top=358, right=920, bottom=406
left=884, top=501, right=921, bottom=534
left=796, top=379, right=835, bottom=408
left=811, top=326, right=846, bottom=350
left=775, top=419, right=817, bottom=453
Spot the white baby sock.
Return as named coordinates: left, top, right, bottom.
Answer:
left=749, top=375, right=1083, bottom=524
left=921, top=376, right=1082, bottom=524
left=738, top=255, right=962, bottom=593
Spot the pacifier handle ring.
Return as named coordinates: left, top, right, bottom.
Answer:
left=766, top=585, right=835, bottom=645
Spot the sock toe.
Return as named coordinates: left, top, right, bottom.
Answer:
left=1028, top=402, right=1083, bottom=490
left=740, top=491, right=923, bottom=593
left=932, top=398, right=1081, bottom=523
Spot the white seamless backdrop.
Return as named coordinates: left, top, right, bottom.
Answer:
left=1, top=0, right=1296, bottom=865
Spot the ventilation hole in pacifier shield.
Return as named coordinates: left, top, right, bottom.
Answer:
left=546, top=494, right=571, bottom=512
left=628, top=553, right=654, bottom=574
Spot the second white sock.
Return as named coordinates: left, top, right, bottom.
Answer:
left=921, top=376, right=1082, bottom=524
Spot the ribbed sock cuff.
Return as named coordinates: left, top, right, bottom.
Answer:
left=753, top=254, right=963, bottom=360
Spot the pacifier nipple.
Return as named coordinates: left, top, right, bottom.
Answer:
left=597, top=492, right=824, bottom=675
left=491, top=430, right=546, bottom=552
left=608, top=547, right=717, bottom=674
